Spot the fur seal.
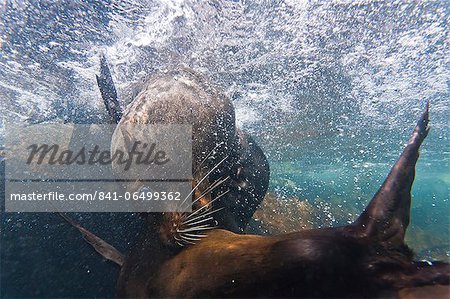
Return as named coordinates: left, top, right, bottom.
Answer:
left=113, top=102, right=449, bottom=298
left=60, top=58, right=449, bottom=298
left=100, top=57, right=269, bottom=238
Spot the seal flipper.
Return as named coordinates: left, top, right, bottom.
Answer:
left=96, top=55, right=123, bottom=124
left=58, top=213, right=124, bottom=266
left=351, top=102, right=429, bottom=246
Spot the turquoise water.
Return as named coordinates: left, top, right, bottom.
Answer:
left=257, top=120, right=449, bottom=261
left=1, top=0, right=449, bottom=297
left=269, top=156, right=449, bottom=260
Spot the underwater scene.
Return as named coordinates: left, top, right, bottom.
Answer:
left=1, top=0, right=449, bottom=298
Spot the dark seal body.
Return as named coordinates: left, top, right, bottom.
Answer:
left=116, top=104, right=449, bottom=298
left=115, top=68, right=236, bottom=169
left=109, top=68, right=270, bottom=297
left=66, top=60, right=448, bottom=298
left=111, top=68, right=269, bottom=233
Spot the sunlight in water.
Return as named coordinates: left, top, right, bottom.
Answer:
left=0, top=0, right=449, bottom=297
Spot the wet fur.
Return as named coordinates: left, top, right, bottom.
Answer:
left=114, top=102, right=449, bottom=298
left=110, top=64, right=269, bottom=235
left=60, top=59, right=449, bottom=298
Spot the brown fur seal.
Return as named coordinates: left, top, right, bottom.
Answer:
left=111, top=102, right=448, bottom=298
left=98, top=57, right=269, bottom=239
left=61, top=59, right=449, bottom=298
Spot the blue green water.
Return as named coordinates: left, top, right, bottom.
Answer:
left=1, top=0, right=449, bottom=297
left=269, top=156, right=450, bottom=260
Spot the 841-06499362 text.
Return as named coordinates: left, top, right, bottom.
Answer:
left=8, top=191, right=182, bottom=202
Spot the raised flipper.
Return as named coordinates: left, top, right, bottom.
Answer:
left=96, top=55, right=123, bottom=124
left=351, top=102, right=429, bottom=247
left=58, top=213, right=124, bottom=266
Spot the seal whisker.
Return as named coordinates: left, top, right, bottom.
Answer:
left=193, top=142, right=225, bottom=176
left=183, top=206, right=225, bottom=226
left=173, top=233, right=184, bottom=245
left=174, top=195, right=227, bottom=248
left=183, top=207, right=223, bottom=225
left=182, top=233, right=207, bottom=238
left=179, top=176, right=228, bottom=219
left=179, top=155, right=229, bottom=208
left=206, top=189, right=230, bottom=205
left=197, top=176, right=229, bottom=199
left=180, top=235, right=202, bottom=242
left=178, top=223, right=211, bottom=231
left=181, top=216, right=214, bottom=228
left=179, top=238, right=197, bottom=245
left=177, top=226, right=215, bottom=233
left=180, top=235, right=201, bottom=242
left=190, top=176, right=230, bottom=208
left=184, top=191, right=229, bottom=221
